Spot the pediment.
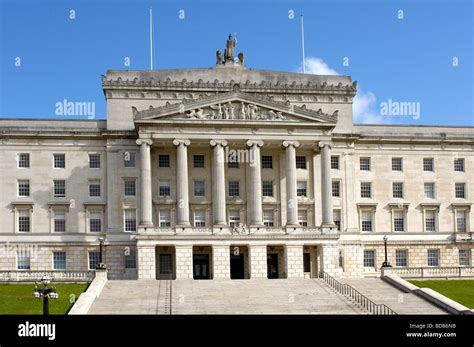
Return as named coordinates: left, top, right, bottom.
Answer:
left=132, top=91, right=338, bottom=124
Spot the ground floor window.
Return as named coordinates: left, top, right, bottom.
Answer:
left=17, top=250, right=30, bottom=270
left=53, top=251, right=66, bottom=270
left=427, top=249, right=439, bottom=267
left=363, top=250, right=375, bottom=268
left=459, top=249, right=471, bottom=266
left=88, top=251, right=100, bottom=270
left=125, top=250, right=137, bottom=269
left=395, top=249, right=408, bottom=267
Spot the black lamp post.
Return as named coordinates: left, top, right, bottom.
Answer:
left=33, top=276, right=58, bottom=315
left=97, top=237, right=107, bottom=269
left=382, top=235, right=392, bottom=268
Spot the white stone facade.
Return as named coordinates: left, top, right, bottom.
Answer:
left=1, top=41, right=473, bottom=280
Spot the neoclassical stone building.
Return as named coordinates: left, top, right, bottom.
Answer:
left=1, top=36, right=473, bottom=280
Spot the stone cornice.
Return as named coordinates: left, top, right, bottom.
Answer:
left=102, top=75, right=357, bottom=95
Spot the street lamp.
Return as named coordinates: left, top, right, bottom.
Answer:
left=382, top=235, right=392, bottom=268
left=33, top=276, right=59, bottom=315
left=97, top=237, right=107, bottom=269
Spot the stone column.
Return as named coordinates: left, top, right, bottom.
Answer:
left=286, top=245, right=304, bottom=278
left=173, top=139, right=191, bottom=227
left=283, top=141, right=300, bottom=226
left=136, top=138, right=153, bottom=227
left=319, top=141, right=335, bottom=227
left=210, top=140, right=228, bottom=226
left=175, top=245, right=193, bottom=279
left=246, top=140, right=264, bottom=226
left=249, top=244, right=267, bottom=278
left=212, top=245, right=230, bottom=278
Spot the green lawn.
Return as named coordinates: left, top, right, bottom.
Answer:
left=409, top=280, right=474, bottom=309
left=0, top=282, right=89, bottom=314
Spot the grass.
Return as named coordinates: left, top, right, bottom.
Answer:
left=408, top=280, right=474, bottom=309
left=0, top=282, right=89, bottom=314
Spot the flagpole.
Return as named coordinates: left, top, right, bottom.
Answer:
left=301, top=14, right=305, bottom=74
left=150, top=7, right=153, bottom=70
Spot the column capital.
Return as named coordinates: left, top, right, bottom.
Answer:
left=318, top=141, right=334, bottom=149
left=282, top=140, right=300, bottom=148
left=246, top=140, right=264, bottom=148
left=173, top=139, right=191, bottom=147
left=210, top=139, right=228, bottom=147
left=136, top=138, right=153, bottom=146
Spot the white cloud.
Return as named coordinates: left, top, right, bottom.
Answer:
left=301, top=57, right=339, bottom=75
left=299, top=56, right=387, bottom=124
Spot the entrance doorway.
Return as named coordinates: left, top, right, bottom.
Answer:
left=193, top=246, right=213, bottom=280
left=267, top=254, right=279, bottom=279
left=303, top=245, right=319, bottom=278
left=230, top=245, right=249, bottom=279
left=155, top=246, right=176, bottom=280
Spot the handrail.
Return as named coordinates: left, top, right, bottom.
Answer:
left=0, top=270, right=95, bottom=282
left=168, top=272, right=173, bottom=315
left=319, top=271, right=397, bottom=315
left=383, top=266, right=474, bottom=278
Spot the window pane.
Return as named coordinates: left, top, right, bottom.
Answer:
left=229, top=210, right=240, bottom=227
left=361, top=182, right=371, bottom=198
left=424, top=183, right=435, bottom=199
left=158, top=154, right=170, bottom=168
left=89, top=251, right=100, bottom=270
left=331, top=156, right=339, bottom=170
left=297, top=181, right=307, bottom=197
left=455, top=183, right=466, bottom=199
left=124, top=209, right=136, bottom=232
left=425, top=210, right=436, bottom=232
left=459, top=249, right=470, bottom=266
left=423, top=158, right=434, bottom=172
left=89, top=154, right=100, bottom=168
left=124, top=180, right=136, bottom=196
left=392, top=158, right=403, bottom=171
left=53, top=252, right=66, bottom=270
left=124, top=152, right=135, bottom=167
left=263, top=210, right=274, bottom=227
left=332, top=181, right=340, bottom=197
left=54, top=180, right=65, bottom=197
left=298, top=210, right=308, bottom=226
left=395, top=250, right=408, bottom=267
left=427, top=249, right=439, bottom=267
left=54, top=154, right=65, bottom=168
left=18, top=153, right=30, bottom=168
left=18, top=180, right=30, bottom=197
left=363, top=250, right=375, bottom=267
left=228, top=181, right=240, bottom=197
left=333, top=210, right=341, bottom=231
left=261, top=155, right=273, bottom=169
left=194, top=181, right=205, bottom=197
left=89, top=181, right=101, bottom=197
left=193, top=155, right=205, bottom=168
left=194, top=210, right=206, bottom=227
left=454, top=158, right=465, bottom=172
left=18, top=210, right=30, bottom=232
left=262, top=181, right=273, bottom=197
left=392, top=182, right=403, bottom=198
left=360, top=157, right=371, bottom=171
left=296, top=156, right=306, bottom=169
left=159, top=210, right=171, bottom=227
left=17, top=250, right=30, bottom=270
left=159, top=181, right=171, bottom=196
left=89, top=211, right=102, bottom=232
left=125, top=250, right=137, bottom=269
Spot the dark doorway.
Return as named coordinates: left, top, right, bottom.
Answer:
left=303, top=253, right=311, bottom=273
left=267, top=253, right=279, bottom=279
left=230, top=253, right=244, bottom=279
left=193, top=254, right=210, bottom=279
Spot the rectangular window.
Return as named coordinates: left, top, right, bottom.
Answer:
left=89, top=211, right=102, bottom=232
left=125, top=250, right=137, bottom=269
left=297, top=181, right=307, bottom=197
left=361, top=211, right=373, bottom=232
left=53, top=180, right=65, bottom=197
left=427, top=249, right=439, bottom=267
left=425, top=210, right=436, bottom=232
left=393, top=210, right=405, bottom=232
left=261, top=155, right=273, bottom=169
left=296, top=156, right=306, bottom=169
left=424, top=183, right=435, bottom=199
left=160, top=254, right=172, bottom=274
left=53, top=154, right=65, bottom=168
left=229, top=210, right=240, bottom=228
left=158, top=154, right=170, bottom=168
left=360, top=182, right=372, bottom=198
left=53, top=251, right=66, bottom=270
left=124, top=179, right=136, bottom=196
left=392, top=157, right=403, bottom=171
left=123, top=152, right=136, bottom=168
left=392, top=182, right=404, bottom=199
left=18, top=180, right=30, bottom=197
left=331, top=155, right=340, bottom=170
left=228, top=181, right=240, bottom=197
left=18, top=153, right=30, bottom=168
left=360, top=157, right=371, bottom=171
left=194, top=210, right=206, bottom=227
left=53, top=210, right=66, bottom=232
left=455, top=183, right=466, bottom=199
left=262, top=181, right=273, bottom=197
left=227, top=154, right=239, bottom=168
left=17, top=250, right=30, bottom=270
left=89, top=181, right=101, bottom=197
left=332, top=180, right=340, bottom=197
left=333, top=210, right=341, bottom=231
left=298, top=210, right=308, bottom=227
left=263, top=210, right=274, bottom=227
left=193, top=155, right=205, bottom=168
left=363, top=250, right=375, bottom=268
left=423, top=158, right=434, bottom=172
left=88, top=251, right=100, bottom=270
left=194, top=180, right=205, bottom=197
left=159, top=181, right=171, bottom=197
left=456, top=210, right=467, bottom=232
left=395, top=250, right=408, bottom=267
left=124, top=209, right=137, bottom=232
left=459, top=249, right=471, bottom=266
left=18, top=210, right=30, bottom=232
left=454, top=158, right=465, bottom=172
left=89, top=154, right=100, bottom=169
left=159, top=209, right=171, bottom=227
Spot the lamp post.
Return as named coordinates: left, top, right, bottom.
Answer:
left=33, top=276, right=58, bottom=315
left=382, top=235, right=392, bottom=268
left=97, top=237, right=107, bottom=270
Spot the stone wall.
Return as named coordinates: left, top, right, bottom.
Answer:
left=249, top=245, right=267, bottom=278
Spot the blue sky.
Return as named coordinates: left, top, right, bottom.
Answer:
left=0, top=0, right=472, bottom=125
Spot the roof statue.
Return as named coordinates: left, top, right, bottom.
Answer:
left=216, top=34, right=244, bottom=66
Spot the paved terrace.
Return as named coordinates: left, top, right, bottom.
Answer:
left=89, top=278, right=445, bottom=315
